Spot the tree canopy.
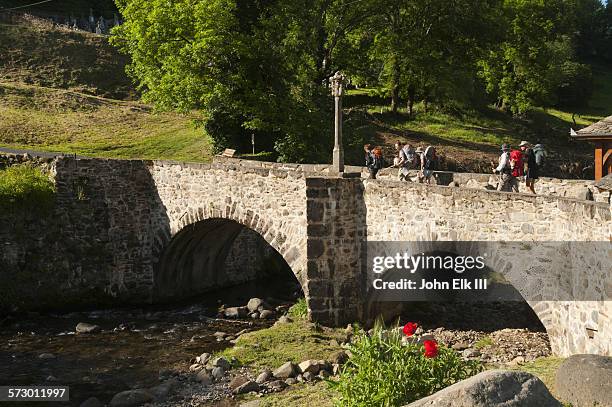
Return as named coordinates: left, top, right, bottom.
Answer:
left=111, top=0, right=611, bottom=162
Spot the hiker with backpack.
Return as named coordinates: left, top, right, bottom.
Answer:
left=420, top=146, right=437, bottom=184
left=393, top=141, right=417, bottom=181
left=365, top=144, right=385, bottom=179
left=508, top=147, right=523, bottom=192
left=493, top=143, right=518, bottom=192
left=533, top=142, right=546, bottom=170
left=520, top=141, right=538, bottom=194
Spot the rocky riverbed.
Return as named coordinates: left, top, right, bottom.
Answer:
left=1, top=295, right=553, bottom=407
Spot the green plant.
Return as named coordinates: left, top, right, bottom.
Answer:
left=288, top=298, right=308, bottom=320
left=474, top=336, right=493, bottom=349
left=0, top=164, right=55, bottom=213
left=330, top=321, right=482, bottom=407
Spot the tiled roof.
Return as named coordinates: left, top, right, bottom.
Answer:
left=575, top=115, right=612, bottom=137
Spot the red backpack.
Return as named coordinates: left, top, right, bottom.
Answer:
left=510, top=150, right=523, bottom=177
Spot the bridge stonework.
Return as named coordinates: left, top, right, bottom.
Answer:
left=0, top=156, right=610, bottom=357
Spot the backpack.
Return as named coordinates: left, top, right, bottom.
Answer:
left=534, top=146, right=546, bottom=167
left=423, top=146, right=437, bottom=170
left=401, top=145, right=416, bottom=168
left=372, top=147, right=385, bottom=169
left=510, top=150, right=523, bottom=177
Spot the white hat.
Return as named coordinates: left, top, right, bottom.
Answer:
left=519, top=141, right=530, bottom=147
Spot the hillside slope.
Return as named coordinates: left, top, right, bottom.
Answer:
left=0, top=16, right=212, bottom=162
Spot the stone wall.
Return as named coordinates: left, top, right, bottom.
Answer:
left=361, top=180, right=611, bottom=356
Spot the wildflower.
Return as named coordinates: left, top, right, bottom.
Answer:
left=423, top=339, right=438, bottom=358
left=402, top=322, right=418, bottom=337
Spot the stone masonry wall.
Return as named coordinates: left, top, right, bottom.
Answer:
left=361, top=180, right=611, bottom=356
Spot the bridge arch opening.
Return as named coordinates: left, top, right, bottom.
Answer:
left=153, top=218, right=302, bottom=306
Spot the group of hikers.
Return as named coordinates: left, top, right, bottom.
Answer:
left=363, top=141, right=438, bottom=184
left=364, top=140, right=546, bottom=194
left=493, top=141, right=546, bottom=194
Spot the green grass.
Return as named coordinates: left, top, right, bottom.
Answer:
left=0, top=82, right=212, bottom=162
left=512, top=356, right=565, bottom=397
left=0, top=164, right=55, bottom=212
left=473, top=336, right=493, bottom=349
left=287, top=298, right=308, bottom=320
left=217, top=319, right=345, bottom=370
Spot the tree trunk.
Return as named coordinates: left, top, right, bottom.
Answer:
left=390, top=56, right=400, bottom=113
left=407, top=84, right=416, bottom=117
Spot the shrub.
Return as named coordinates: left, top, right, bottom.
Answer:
left=0, top=164, right=55, bottom=213
left=330, top=321, right=483, bottom=406
left=288, top=298, right=308, bottom=320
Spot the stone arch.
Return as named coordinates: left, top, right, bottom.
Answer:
left=150, top=205, right=307, bottom=302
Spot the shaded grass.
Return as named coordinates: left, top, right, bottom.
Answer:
left=0, top=82, right=213, bottom=162
left=217, top=320, right=345, bottom=370
left=242, top=381, right=337, bottom=407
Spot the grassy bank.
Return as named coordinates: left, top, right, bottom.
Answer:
left=0, top=164, right=55, bottom=212
left=0, top=82, right=212, bottom=162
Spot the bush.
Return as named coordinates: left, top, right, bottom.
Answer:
left=330, top=321, right=482, bottom=406
left=0, top=164, right=55, bottom=213
left=287, top=298, right=308, bottom=320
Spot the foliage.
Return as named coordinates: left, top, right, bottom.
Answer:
left=287, top=298, right=308, bottom=320
left=0, top=164, right=55, bottom=213
left=330, top=322, right=483, bottom=407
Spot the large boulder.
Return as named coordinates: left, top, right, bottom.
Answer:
left=555, top=354, right=612, bottom=407
left=405, top=370, right=561, bottom=407
left=76, top=322, right=101, bottom=334
left=247, top=298, right=265, bottom=312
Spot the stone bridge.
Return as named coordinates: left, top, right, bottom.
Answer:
left=0, top=155, right=610, bottom=357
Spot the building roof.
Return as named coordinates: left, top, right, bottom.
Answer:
left=573, top=115, right=612, bottom=140
left=594, top=173, right=612, bottom=191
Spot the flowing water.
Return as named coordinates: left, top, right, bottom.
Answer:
left=0, top=279, right=300, bottom=406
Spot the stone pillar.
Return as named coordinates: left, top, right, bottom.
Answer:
left=331, top=72, right=345, bottom=174
left=305, top=177, right=366, bottom=326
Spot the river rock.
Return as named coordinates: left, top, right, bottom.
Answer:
left=259, top=310, right=274, bottom=319
left=199, top=352, right=211, bottom=364
left=224, top=307, right=248, bottom=318
left=452, top=342, right=469, bottom=351
left=285, top=378, right=297, bottom=385
left=256, top=369, right=273, bottom=384
left=298, top=360, right=321, bottom=375
left=247, top=298, right=265, bottom=312
left=250, top=312, right=260, bottom=319
left=38, top=353, right=56, bottom=359
left=404, top=370, right=561, bottom=407
left=555, top=354, right=612, bottom=407
left=148, top=380, right=175, bottom=400
left=196, top=369, right=212, bottom=385
left=273, top=362, right=298, bottom=379
left=303, top=372, right=315, bottom=382
left=212, top=366, right=225, bottom=380
left=234, top=380, right=260, bottom=394
left=76, top=322, right=101, bottom=334
left=276, top=316, right=292, bottom=325
left=319, top=370, right=330, bottom=379
left=109, top=389, right=154, bottom=407
left=330, top=350, right=349, bottom=365
left=229, top=375, right=249, bottom=390
left=212, top=357, right=231, bottom=370
left=267, top=380, right=287, bottom=391
left=80, top=397, right=103, bottom=407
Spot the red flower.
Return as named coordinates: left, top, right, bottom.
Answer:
left=403, top=322, right=418, bottom=337
left=423, top=339, right=438, bottom=358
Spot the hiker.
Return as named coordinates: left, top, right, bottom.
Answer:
left=493, top=143, right=518, bottom=192
left=421, top=146, right=437, bottom=184
left=364, top=144, right=384, bottom=179
left=415, top=147, right=424, bottom=182
left=393, top=141, right=416, bottom=181
left=520, top=141, right=538, bottom=194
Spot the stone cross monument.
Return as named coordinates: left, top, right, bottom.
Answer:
left=331, top=71, right=345, bottom=174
